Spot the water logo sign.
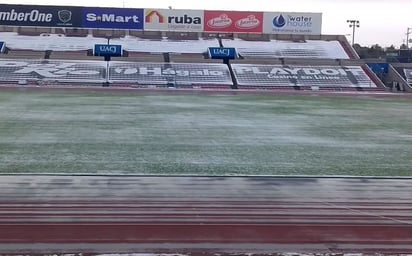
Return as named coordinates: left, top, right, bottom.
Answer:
left=263, top=12, right=322, bottom=35
left=82, top=7, right=144, bottom=29
left=0, top=4, right=81, bottom=27
left=144, top=9, right=203, bottom=32
left=204, top=11, right=263, bottom=33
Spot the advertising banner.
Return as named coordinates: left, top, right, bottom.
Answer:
left=232, top=64, right=377, bottom=88
left=109, top=62, right=233, bottom=85
left=208, top=47, right=237, bottom=59
left=367, top=63, right=388, bottom=73
left=403, top=69, right=412, bottom=85
left=144, top=9, right=204, bottom=32
left=82, top=7, right=144, bottom=29
left=0, top=4, right=81, bottom=27
left=263, top=12, right=322, bottom=35
left=204, top=10, right=263, bottom=33
left=94, top=44, right=123, bottom=57
left=0, top=59, right=106, bottom=83
left=0, top=41, right=5, bottom=53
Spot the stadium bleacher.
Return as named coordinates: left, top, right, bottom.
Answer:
left=0, top=59, right=106, bottom=84
left=403, top=68, right=412, bottom=85
left=222, top=39, right=350, bottom=59
left=48, top=50, right=90, bottom=60
left=108, top=62, right=233, bottom=88
left=232, top=64, right=379, bottom=90
left=0, top=27, right=393, bottom=92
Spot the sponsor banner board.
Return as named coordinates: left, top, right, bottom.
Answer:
left=144, top=9, right=204, bottom=32
left=109, top=62, right=233, bottom=85
left=94, top=44, right=123, bottom=57
left=0, top=59, right=106, bottom=83
left=263, top=12, right=322, bottom=35
left=204, top=10, right=263, bottom=33
left=208, top=47, right=237, bottom=59
left=0, top=4, right=81, bottom=27
left=0, top=41, right=5, bottom=53
left=403, top=69, right=412, bottom=84
left=367, top=63, right=388, bottom=73
left=82, top=7, right=143, bottom=29
left=232, top=64, right=377, bottom=88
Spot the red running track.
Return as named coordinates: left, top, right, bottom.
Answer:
left=0, top=175, right=412, bottom=254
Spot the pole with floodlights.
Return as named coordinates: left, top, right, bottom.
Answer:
left=347, top=20, right=360, bottom=46
left=406, top=28, right=412, bottom=49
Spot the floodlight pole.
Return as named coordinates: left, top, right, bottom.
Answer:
left=406, top=27, right=412, bottom=49
left=347, top=20, right=360, bottom=46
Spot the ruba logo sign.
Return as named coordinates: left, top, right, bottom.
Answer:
left=145, top=10, right=165, bottom=23
left=144, top=9, right=203, bottom=31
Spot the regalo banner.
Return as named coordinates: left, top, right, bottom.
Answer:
left=109, top=62, right=233, bottom=85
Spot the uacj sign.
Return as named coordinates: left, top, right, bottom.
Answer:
left=0, top=4, right=81, bottom=27
left=82, top=7, right=143, bottom=29
left=263, top=12, right=322, bottom=35
left=144, top=9, right=203, bottom=32
left=204, top=11, right=263, bottom=33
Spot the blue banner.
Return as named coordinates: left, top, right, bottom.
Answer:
left=0, top=4, right=81, bottom=27
left=208, top=47, right=237, bottom=59
left=94, top=44, right=122, bottom=57
left=367, top=63, right=389, bottom=73
left=82, top=7, right=144, bottom=29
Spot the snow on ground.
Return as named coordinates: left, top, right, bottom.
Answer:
left=0, top=32, right=348, bottom=58
left=0, top=92, right=411, bottom=176
left=0, top=32, right=219, bottom=53
left=222, top=38, right=350, bottom=59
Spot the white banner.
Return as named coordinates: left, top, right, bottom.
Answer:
left=263, top=12, right=322, bottom=35
left=144, top=9, right=204, bottom=32
left=0, top=59, right=106, bottom=83
left=232, top=64, right=377, bottom=88
left=404, top=69, right=412, bottom=85
left=109, top=62, right=233, bottom=85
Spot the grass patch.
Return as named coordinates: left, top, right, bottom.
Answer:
left=0, top=90, right=411, bottom=176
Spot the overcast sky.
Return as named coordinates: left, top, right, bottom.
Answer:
left=2, top=0, right=411, bottom=47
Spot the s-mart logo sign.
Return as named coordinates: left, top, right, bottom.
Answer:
left=204, top=10, right=263, bottom=32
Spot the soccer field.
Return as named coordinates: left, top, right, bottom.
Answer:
left=0, top=89, right=411, bottom=176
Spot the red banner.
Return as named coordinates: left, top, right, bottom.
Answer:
left=204, top=10, right=263, bottom=33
